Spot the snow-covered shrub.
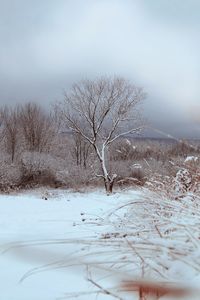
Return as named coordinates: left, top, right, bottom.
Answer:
left=174, top=168, right=192, bottom=196
left=63, top=165, right=95, bottom=190
left=20, top=152, right=68, bottom=187
left=54, top=170, right=69, bottom=185
left=173, top=155, right=200, bottom=197
left=20, top=151, right=99, bottom=190
left=143, top=154, right=200, bottom=197
left=109, top=160, right=146, bottom=187
left=129, top=163, right=146, bottom=184
left=184, top=155, right=199, bottom=167
left=186, top=156, right=200, bottom=188
left=111, top=140, right=157, bottom=161
left=0, top=162, right=22, bottom=191
left=143, top=158, right=175, bottom=194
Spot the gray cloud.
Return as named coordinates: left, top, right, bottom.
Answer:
left=0, top=0, right=199, bottom=137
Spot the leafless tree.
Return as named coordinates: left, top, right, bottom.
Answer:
left=71, top=133, right=91, bottom=168
left=19, top=103, right=55, bottom=153
left=58, top=77, right=146, bottom=193
left=0, top=106, right=20, bottom=162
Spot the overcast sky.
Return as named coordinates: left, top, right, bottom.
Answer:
left=0, top=0, right=200, bottom=137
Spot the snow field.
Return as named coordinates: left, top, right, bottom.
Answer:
left=1, top=188, right=200, bottom=300
left=0, top=188, right=140, bottom=300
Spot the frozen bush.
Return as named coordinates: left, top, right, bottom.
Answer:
left=184, top=156, right=199, bottom=167
left=20, top=152, right=68, bottom=187
left=63, top=165, right=95, bottom=190
left=109, top=160, right=146, bottom=187
left=174, top=168, right=192, bottom=195
left=0, top=162, right=22, bottom=191
left=130, top=163, right=146, bottom=184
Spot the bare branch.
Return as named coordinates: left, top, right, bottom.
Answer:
left=107, top=126, right=144, bottom=145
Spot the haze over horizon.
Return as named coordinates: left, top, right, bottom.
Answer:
left=0, top=0, right=200, bottom=138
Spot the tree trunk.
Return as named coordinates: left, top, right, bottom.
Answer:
left=11, top=149, right=15, bottom=163
left=104, top=176, right=116, bottom=194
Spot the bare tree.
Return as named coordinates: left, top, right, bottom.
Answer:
left=19, top=103, right=55, bottom=153
left=58, top=77, right=146, bottom=193
left=71, top=133, right=91, bottom=168
left=0, top=106, right=19, bottom=162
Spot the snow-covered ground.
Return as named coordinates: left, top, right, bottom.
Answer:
left=1, top=188, right=200, bottom=300
left=0, top=188, right=141, bottom=300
